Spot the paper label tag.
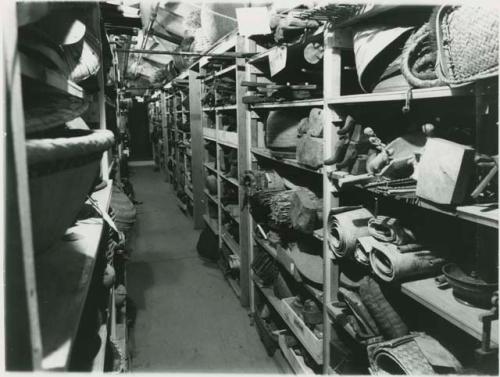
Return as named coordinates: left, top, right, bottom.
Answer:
left=269, top=45, right=287, bottom=76
left=236, top=7, right=271, bottom=36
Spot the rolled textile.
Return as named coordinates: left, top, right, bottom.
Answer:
left=370, top=241, right=445, bottom=282
left=359, top=276, right=409, bottom=339
left=338, top=288, right=380, bottom=338
left=354, top=236, right=378, bottom=266
left=328, top=207, right=373, bottom=259
left=368, top=333, right=463, bottom=374
left=367, top=216, right=415, bottom=245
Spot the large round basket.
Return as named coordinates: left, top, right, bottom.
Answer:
left=27, top=128, right=115, bottom=253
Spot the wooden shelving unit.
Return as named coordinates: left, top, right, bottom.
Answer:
left=5, top=3, right=122, bottom=371
left=156, top=5, right=498, bottom=374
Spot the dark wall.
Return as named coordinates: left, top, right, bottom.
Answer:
left=128, top=100, right=152, bottom=161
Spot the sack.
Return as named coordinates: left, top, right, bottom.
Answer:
left=196, top=227, right=219, bottom=261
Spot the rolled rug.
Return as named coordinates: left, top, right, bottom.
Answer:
left=368, top=216, right=415, bottom=245
left=354, top=236, right=378, bottom=266
left=368, top=333, right=463, bottom=374
left=370, top=241, right=446, bottom=282
left=328, top=207, right=373, bottom=259
left=359, top=276, right=409, bottom=339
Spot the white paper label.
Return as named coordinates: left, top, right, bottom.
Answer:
left=269, top=45, right=287, bottom=76
left=236, top=7, right=271, bottom=36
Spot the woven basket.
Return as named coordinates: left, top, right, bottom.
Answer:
left=436, top=5, right=499, bottom=85
left=27, top=128, right=114, bottom=253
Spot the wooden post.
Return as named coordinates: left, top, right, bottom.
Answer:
left=189, top=68, right=205, bottom=229
left=237, top=35, right=255, bottom=308
left=161, top=91, right=170, bottom=182
left=4, top=1, right=43, bottom=369
left=322, top=26, right=345, bottom=375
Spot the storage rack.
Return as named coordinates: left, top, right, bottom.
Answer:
left=157, top=5, right=498, bottom=374
left=320, top=17, right=498, bottom=374
left=5, top=3, right=127, bottom=371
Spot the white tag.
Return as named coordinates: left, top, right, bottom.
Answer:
left=236, top=7, right=271, bottom=36
left=269, top=45, right=287, bottom=76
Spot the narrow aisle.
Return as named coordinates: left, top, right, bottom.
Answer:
left=127, top=166, right=282, bottom=373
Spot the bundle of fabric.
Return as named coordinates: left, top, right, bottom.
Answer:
left=370, top=241, right=445, bottom=282
left=110, top=185, right=137, bottom=234
left=367, top=216, right=415, bottom=245
left=367, top=333, right=463, bottom=374
left=289, top=188, right=322, bottom=234
left=327, top=207, right=373, bottom=259
left=296, top=108, right=325, bottom=169
left=359, top=276, right=409, bottom=340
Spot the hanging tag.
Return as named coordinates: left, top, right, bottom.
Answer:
left=236, top=7, right=271, bottom=36
left=269, top=45, right=287, bottom=76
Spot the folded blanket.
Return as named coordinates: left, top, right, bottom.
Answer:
left=328, top=207, right=373, bottom=259
left=370, top=241, right=445, bottom=282
left=368, top=216, right=415, bottom=245
left=368, top=333, right=463, bottom=374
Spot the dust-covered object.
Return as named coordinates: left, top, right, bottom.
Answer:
left=328, top=207, right=373, bottom=259
left=307, top=108, right=324, bottom=137
left=367, top=333, right=463, bottom=374
left=435, top=4, right=499, bottom=85
left=290, top=188, right=322, bottom=234
left=265, top=110, right=303, bottom=157
left=297, top=134, right=323, bottom=169
left=370, top=241, right=445, bottom=282
left=367, top=216, right=415, bottom=245
left=269, top=190, right=297, bottom=227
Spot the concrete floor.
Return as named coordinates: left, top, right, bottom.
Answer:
left=127, top=166, right=282, bottom=373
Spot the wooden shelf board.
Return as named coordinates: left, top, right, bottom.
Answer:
left=203, top=105, right=237, bottom=111
left=221, top=204, right=240, bottom=224
left=203, top=64, right=237, bottom=82
left=326, top=86, right=473, bottom=105
left=227, top=276, right=241, bottom=298
left=253, top=278, right=323, bottom=364
left=250, top=98, right=323, bottom=109
left=220, top=174, right=239, bottom=187
left=252, top=148, right=322, bottom=174
left=456, top=204, right=498, bottom=229
left=185, top=186, right=194, bottom=201
left=401, top=278, right=498, bottom=346
left=38, top=183, right=112, bottom=370
left=278, top=333, right=315, bottom=375
left=202, top=214, right=219, bottom=235
left=221, top=231, right=240, bottom=257
left=204, top=189, right=219, bottom=205
left=218, top=139, right=238, bottom=149
left=203, top=162, right=217, bottom=173
left=20, top=53, right=85, bottom=99
left=333, top=176, right=498, bottom=229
